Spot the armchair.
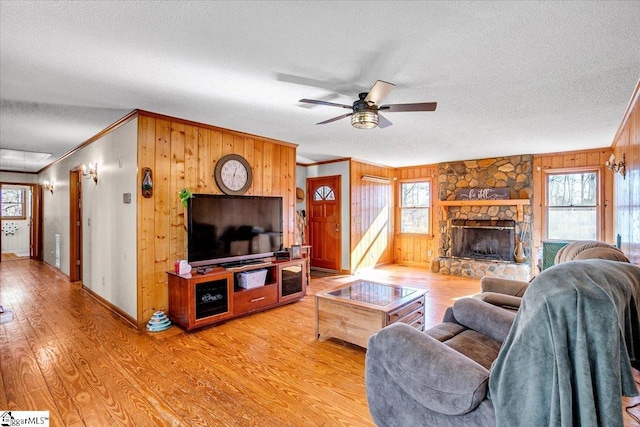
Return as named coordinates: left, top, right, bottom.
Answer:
left=490, top=260, right=640, bottom=426
left=365, top=260, right=640, bottom=427
left=366, top=298, right=515, bottom=426
left=475, top=240, right=629, bottom=310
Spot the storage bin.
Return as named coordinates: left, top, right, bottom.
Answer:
left=237, top=269, right=268, bottom=289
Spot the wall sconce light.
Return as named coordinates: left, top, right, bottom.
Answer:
left=605, top=153, right=626, bottom=178
left=43, top=181, right=54, bottom=194
left=83, top=162, right=98, bottom=183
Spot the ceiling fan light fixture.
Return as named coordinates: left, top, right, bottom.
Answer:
left=301, top=80, right=436, bottom=129
left=351, top=110, right=378, bottom=129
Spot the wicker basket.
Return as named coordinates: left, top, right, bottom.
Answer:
left=237, top=269, right=268, bottom=289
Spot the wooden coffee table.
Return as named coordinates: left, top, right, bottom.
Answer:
left=314, top=280, right=427, bottom=348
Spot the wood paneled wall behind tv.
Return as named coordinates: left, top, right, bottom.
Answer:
left=136, top=111, right=296, bottom=323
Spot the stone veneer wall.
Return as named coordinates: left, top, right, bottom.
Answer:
left=435, top=155, right=534, bottom=280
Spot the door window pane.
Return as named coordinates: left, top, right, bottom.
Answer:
left=1, top=188, right=26, bottom=219
left=313, top=185, right=335, bottom=201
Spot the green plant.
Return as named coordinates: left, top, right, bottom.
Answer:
left=179, top=188, right=193, bottom=208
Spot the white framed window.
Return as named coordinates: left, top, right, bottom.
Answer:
left=399, top=181, right=431, bottom=234
left=545, top=169, right=599, bottom=240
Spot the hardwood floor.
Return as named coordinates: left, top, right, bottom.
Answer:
left=1, top=260, right=638, bottom=426
left=0, top=252, right=29, bottom=261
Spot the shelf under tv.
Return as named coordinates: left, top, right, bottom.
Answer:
left=220, top=259, right=271, bottom=269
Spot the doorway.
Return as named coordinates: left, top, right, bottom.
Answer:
left=69, top=169, right=83, bottom=281
left=0, top=182, right=41, bottom=262
left=307, top=176, right=341, bottom=271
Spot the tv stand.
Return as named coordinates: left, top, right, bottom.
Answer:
left=167, top=258, right=306, bottom=331
left=220, top=259, right=269, bottom=269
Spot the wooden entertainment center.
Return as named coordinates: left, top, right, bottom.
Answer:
left=167, top=258, right=306, bottom=331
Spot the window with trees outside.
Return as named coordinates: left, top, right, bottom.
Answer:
left=400, top=181, right=430, bottom=234
left=1, top=188, right=26, bottom=220
left=546, top=170, right=598, bottom=240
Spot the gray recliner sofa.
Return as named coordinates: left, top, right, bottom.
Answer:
left=365, top=259, right=640, bottom=427
left=475, top=240, right=629, bottom=310
left=365, top=297, right=515, bottom=426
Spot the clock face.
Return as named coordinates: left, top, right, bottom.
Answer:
left=214, top=154, right=253, bottom=195
left=220, top=159, right=248, bottom=191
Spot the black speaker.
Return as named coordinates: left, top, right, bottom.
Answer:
left=274, top=250, right=290, bottom=260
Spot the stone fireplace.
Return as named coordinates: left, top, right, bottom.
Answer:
left=450, top=219, right=516, bottom=262
left=434, top=156, right=534, bottom=281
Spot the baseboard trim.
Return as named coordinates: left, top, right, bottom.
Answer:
left=41, top=260, right=71, bottom=280
left=81, top=285, right=139, bottom=330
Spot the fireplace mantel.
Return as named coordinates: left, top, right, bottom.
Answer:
left=437, top=199, right=530, bottom=221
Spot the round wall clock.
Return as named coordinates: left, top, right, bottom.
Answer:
left=214, top=154, right=253, bottom=195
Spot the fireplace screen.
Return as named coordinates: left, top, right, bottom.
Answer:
left=450, top=219, right=516, bottom=262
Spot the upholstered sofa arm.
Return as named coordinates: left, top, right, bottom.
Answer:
left=474, top=292, right=522, bottom=310
left=366, top=322, right=490, bottom=416
left=451, top=298, right=516, bottom=343
left=480, top=276, right=529, bottom=297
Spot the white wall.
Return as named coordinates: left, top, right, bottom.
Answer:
left=39, top=118, right=139, bottom=319
left=295, top=165, right=308, bottom=211
left=0, top=172, right=38, bottom=184
left=300, top=161, right=351, bottom=271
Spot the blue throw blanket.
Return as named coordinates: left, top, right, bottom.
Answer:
left=489, top=260, right=640, bottom=427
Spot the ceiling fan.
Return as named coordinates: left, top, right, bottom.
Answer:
left=299, top=80, right=437, bottom=129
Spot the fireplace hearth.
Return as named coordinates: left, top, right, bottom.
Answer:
left=450, top=219, right=516, bottom=262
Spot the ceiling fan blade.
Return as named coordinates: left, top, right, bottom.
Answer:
left=363, top=80, right=395, bottom=105
left=277, top=73, right=364, bottom=95
left=297, top=94, right=341, bottom=109
left=316, top=113, right=353, bottom=125
left=299, top=99, right=352, bottom=109
left=377, top=113, right=393, bottom=128
left=380, top=102, right=437, bottom=112
left=278, top=73, right=342, bottom=92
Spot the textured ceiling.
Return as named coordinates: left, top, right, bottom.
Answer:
left=1, top=1, right=639, bottom=173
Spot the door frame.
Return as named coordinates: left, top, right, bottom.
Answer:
left=307, top=175, right=342, bottom=272
left=69, top=168, right=83, bottom=282
left=0, top=182, right=41, bottom=262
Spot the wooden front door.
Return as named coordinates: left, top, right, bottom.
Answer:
left=307, top=176, right=341, bottom=271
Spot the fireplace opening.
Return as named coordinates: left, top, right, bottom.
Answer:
left=450, top=219, right=516, bottom=262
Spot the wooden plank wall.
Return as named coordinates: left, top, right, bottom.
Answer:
left=137, top=112, right=297, bottom=323
left=393, top=152, right=616, bottom=270
left=532, top=147, right=613, bottom=262
left=392, top=164, right=439, bottom=268
left=349, top=160, right=394, bottom=272
left=611, top=83, right=639, bottom=266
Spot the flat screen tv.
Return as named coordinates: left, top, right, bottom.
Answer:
left=187, top=194, right=283, bottom=267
